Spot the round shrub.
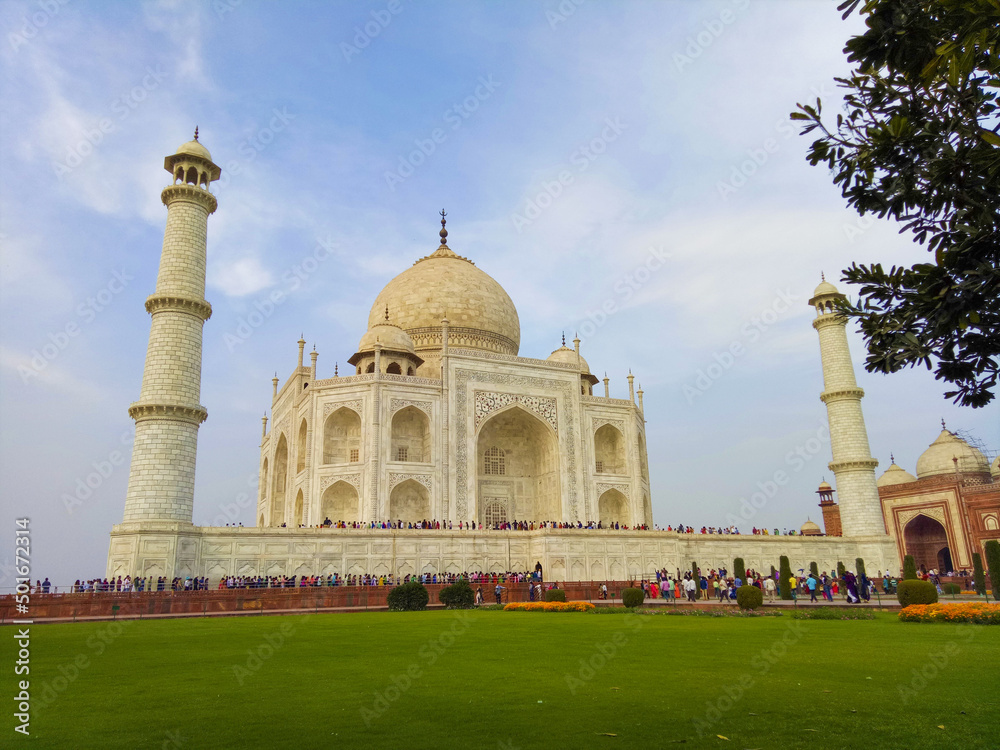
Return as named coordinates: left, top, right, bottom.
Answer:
left=388, top=580, right=429, bottom=611
left=736, top=585, right=764, bottom=611
left=941, top=583, right=962, bottom=596
left=897, top=579, right=938, bottom=607
left=544, top=588, right=567, bottom=602
left=438, top=579, right=474, bottom=608
left=622, top=587, right=645, bottom=608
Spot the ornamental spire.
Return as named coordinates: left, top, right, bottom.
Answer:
left=194, top=126, right=199, bottom=141
left=439, top=209, right=448, bottom=246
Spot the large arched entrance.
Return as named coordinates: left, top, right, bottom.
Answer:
left=476, top=406, right=561, bottom=523
left=903, top=514, right=950, bottom=572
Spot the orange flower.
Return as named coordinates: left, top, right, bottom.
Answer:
left=503, top=601, right=595, bottom=612
left=899, top=602, right=1000, bottom=624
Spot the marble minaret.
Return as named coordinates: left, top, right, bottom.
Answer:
left=121, top=131, right=220, bottom=524
left=810, top=277, right=885, bottom=537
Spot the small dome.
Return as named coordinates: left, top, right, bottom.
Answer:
left=800, top=519, right=822, bottom=536
left=877, top=462, right=918, bottom=488
left=812, top=279, right=839, bottom=297
left=991, top=456, right=999, bottom=480
left=176, top=139, right=212, bottom=161
left=817, top=481, right=832, bottom=491
left=915, top=429, right=990, bottom=479
left=547, top=345, right=591, bottom=373
left=357, top=322, right=414, bottom=355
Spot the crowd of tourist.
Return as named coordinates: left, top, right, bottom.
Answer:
left=203, top=519, right=816, bottom=535
left=20, top=563, right=979, bottom=599
left=281, top=519, right=655, bottom=531
left=633, top=565, right=899, bottom=604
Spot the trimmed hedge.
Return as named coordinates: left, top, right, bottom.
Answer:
left=388, top=580, right=429, bottom=611
left=734, top=557, right=746, bottom=581
left=622, top=587, right=645, bottom=608
left=972, top=552, right=987, bottom=596
left=985, top=540, right=1000, bottom=600
left=903, top=555, right=918, bottom=580
left=438, top=579, right=475, bottom=608
left=837, top=561, right=846, bottom=580
left=942, top=583, right=962, bottom=596
left=810, top=561, right=819, bottom=578
left=544, top=588, right=567, bottom=602
left=779, top=556, right=793, bottom=600
left=897, top=579, right=938, bottom=607
left=736, top=585, right=763, bottom=611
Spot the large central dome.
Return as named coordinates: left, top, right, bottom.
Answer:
left=367, top=222, right=520, bottom=357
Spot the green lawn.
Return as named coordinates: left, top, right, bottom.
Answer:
left=6, top=610, right=998, bottom=749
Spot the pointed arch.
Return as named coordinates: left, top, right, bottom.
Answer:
left=391, top=405, right=430, bottom=463
left=598, top=488, right=628, bottom=526
left=321, top=480, right=360, bottom=523
left=296, top=418, right=308, bottom=473
left=323, top=407, right=361, bottom=464
left=903, top=514, right=950, bottom=571
left=293, top=489, right=303, bottom=527
left=389, top=479, right=430, bottom=521
left=386, top=362, right=402, bottom=375
left=595, top=424, right=626, bottom=474
left=476, top=406, right=560, bottom=522
left=260, top=457, right=269, bottom=503
left=271, top=433, right=288, bottom=525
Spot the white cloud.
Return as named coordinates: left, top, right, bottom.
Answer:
left=208, top=256, right=274, bottom=297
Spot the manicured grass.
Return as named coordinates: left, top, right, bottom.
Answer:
left=7, top=610, right=999, bottom=749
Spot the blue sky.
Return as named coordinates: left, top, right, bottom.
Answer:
left=1, top=0, right=996, bottom=585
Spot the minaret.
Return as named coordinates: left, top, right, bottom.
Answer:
left=122, top=131, right=220, bottom=524
left=809, top=277, right=884, bottom=537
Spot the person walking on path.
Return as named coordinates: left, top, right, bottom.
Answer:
left=494, top=583, right=505, bottom=605
left=788, top=573, right=798, bottom=602
left=764, top=577, right=775, bottom=600
left=807, top=574, right=818, bottom=603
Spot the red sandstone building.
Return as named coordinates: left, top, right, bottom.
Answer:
left=816, top=426, right=999, bottom=573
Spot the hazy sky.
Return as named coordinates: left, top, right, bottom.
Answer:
left=1, top=0, right=996, bottom=586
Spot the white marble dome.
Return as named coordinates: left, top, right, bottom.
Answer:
left=915, top=429, right=990, bottom=479
left=877, top=461, right=918, bottom=488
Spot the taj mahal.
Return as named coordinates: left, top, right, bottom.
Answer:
left=106, top=135, right=999, bottom=582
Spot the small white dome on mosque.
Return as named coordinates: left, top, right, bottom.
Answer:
left=357, top=320, right=415, bottom=355
left=812, top=279, right=839, bottom=297
left=915, top=428, right=990, bottom=479
left=800, top=519, right=822, bottom=536
left=547, top=344, right=591, bottom=373
left=877, top=461, right=918, bottom=488
left=175, top=128, right=212, bottom=161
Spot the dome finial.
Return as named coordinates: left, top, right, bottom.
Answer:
left=561, top=331, right=565, bottom=347
left=942, top=418, right=947, bottom=430
left=821, top=271, right=825, bottom=282
left=890, top=453, right=895, bottom=464
left=194, top=126, right=199, bottom=141
left=439, top=209, right=448, bottom=246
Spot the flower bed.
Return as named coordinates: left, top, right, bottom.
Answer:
left=899, top=602, right=1000, bottom=624
left=503, top=601, right=595, bottom=612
